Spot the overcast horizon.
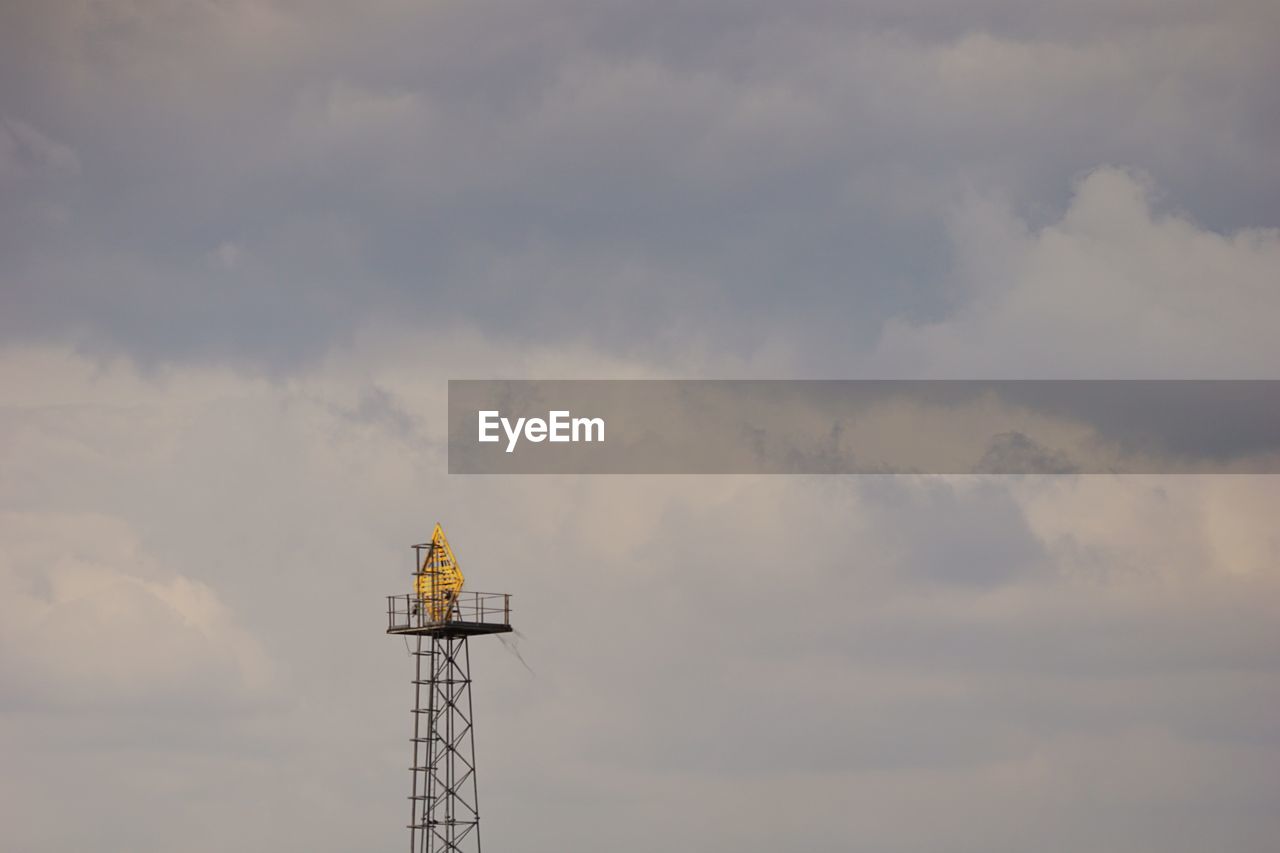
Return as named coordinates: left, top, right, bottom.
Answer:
left=2, top=2, right=1279, bottom=851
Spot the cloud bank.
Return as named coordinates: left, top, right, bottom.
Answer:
left=1, top=1, right=1278, bottom=851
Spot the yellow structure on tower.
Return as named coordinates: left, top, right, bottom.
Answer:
left=415, top=522, right=465, bottom=621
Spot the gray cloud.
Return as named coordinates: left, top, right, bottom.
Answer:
left=975, top=431, right=1080, bottom=474
left=1, top=1, right=1277, bottom=369
left=2, top=2, right=1279, bottom=851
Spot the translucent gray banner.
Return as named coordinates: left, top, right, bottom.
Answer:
left=448, top=380, right=1280, bottom=474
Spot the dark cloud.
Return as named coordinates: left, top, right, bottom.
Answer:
left=976, top=431, right=1080, bottom=474
left=1, top=1, right=1277, bottom=369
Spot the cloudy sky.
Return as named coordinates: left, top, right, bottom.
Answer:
left=2, top=1, right=1278, bottom=851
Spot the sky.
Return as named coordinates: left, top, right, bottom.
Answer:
left=1, top=1, right=1279, bottom=851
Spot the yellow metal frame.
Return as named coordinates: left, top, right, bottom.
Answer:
left=415, top=522, right=465, bottom=621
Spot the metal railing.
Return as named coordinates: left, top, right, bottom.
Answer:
left=386, top=590, right=511, bottom=632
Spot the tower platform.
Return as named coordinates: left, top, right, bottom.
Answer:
left=386, top=591, right=513, bottom=637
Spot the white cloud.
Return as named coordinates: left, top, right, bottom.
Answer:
left=2, top=341, right=1278, bottom=851
left=875, top=168, right=1280, bottom=377
left=0, top=510, right=271, bottom=710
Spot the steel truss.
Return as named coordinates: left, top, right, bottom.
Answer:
left=409, top=635, right=482, bottom=853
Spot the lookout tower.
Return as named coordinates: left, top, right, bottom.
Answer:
left=386, top=523, right=512, bottom=853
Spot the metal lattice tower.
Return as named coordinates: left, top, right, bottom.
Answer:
left=386, top=524, right=512, bottom=853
